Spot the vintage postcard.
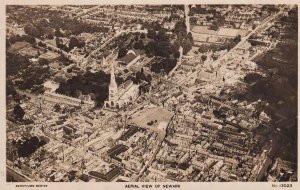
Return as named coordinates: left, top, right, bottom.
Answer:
left=1, top=0, right=299, bottom=189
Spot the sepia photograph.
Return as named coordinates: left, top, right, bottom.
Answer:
left=3, top=1, right=299, bottom=189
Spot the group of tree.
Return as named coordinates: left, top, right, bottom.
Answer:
left=174, top=32, right=193, bottom=55
left=173, top=21, right=194, bottom=55
left=53, top=104, right=61, bottom=112
left=24, top=23, right=47, bottom=38
left=133, top=40, right=145, bottom=50
left=134, top=68, right=152, bottom=84
left=56, top=54, right=74, bottom=66
left=150, top=58, right=177, bottom=74
left=201, top=55, right=207, bottom=62
left=279, top=9, right=298, bottom=41
left=38, top=58, right=49, bottom=66
left=126, top=68, right=152, bottom=94
left=213, top=109, right=226, bottom=119
left=55, top=70, right=123, bottom=107
left=145, top=40, right=174, bottom=58
left=123, top=32, right=146, bottom=50
left=7, top=34, right=36, bottom=48
left=37, top=41, right=47, bottom=48
left=231, top=11, right=298, bottom=124
left=209, top=15, right=226, bottom=31
left=109, top=32, right=133, bottom=53
left=6, top=52, right=31, bottom=76
left=13, top=104, right=25, bottom=121
left=189, top=5, right=218, bottom=16
left=261, top=5, right=280, bottom=14
left=143, top=21, right=162, bottom=32
left=256, top=43, right=297, bottom=89
left=14, top=63, right=50, bottom=94
left=6, top=79, right=17, bottom=98
left=55, top=36, right=85, bottom=52
left=144, top=29, right=180, bottom=59
left=117, top=30, right=179, bottom=60
left=13, top=136, right=47, bottom=157
left=244, top=73, right=263, bottom=83
left=23, top=14, right=110, bottom=39
left=163, top=13, right=181, bottom=23
left=69, top=36, right=85, bottom=49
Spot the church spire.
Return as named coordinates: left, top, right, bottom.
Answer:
left=110, top=63, right=118, bottom=89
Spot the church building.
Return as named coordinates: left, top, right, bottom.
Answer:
left=104, top=64, right=139, bottom=109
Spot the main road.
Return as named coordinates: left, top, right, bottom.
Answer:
left=184, top=4, right=191, bottom=33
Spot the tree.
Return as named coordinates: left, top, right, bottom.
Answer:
left=198, top=44, right=210, bottom=53
left=147, top=29, right=156, bottom=39
left=156, top=29, right=168, bottom=41
left=244, top=73, right=263, bottom=83
left=38, top=58, right=49, bottom=66
left=6, top=52, right=31, bottom=76
left=206, top=15, right=212, bottom=21
left=212, top=54, right=218, bottom=61
left=133, top=40, right=144, bottom=50
left=134, top=35, right=139, bottom=41
left=13, top=105, right=25, bottom=120
left=38, top=41, right=46, bottom=47
left=145, top=41, right=156, bottom=57
left=22, top=35, right=36, bottom=44
left=6, top=80, right=17, bottom=97
left=69, top=37, right=79, bottom=49
left=53, top=104, right=61, bottom=112
left=173, top=50, right=180, bottom=59
left=136, top=71, right=146, bottom=83
left=24, top=24, right=33, bottom=34
left=201, top=55, right=207, bottom=62
left=145, top=21, right=161, bottom=31
left=24, top=24, right=40, bottom=37
left=151, top=58, right=177, bottom=74
left=181, top=37, right=193, bottom=55
left=47, top=34, right=54, bottom=40
left=54, top=28, right=63, bottom=37
left=69, top=36, right=85, bottom=49
left=187, top=32, right=193, bottom=41
left=174, top=21, right=187, bottom=35
left=140, top=33, right=146, bottom=39
left=118, top=47, right=128, bottom=58
left=146, top=74, right=152, bottom=83
left=16, top=136, right=46, bottom=157
left=107, top=137, right=116, bottom=148
left=209, top=23, right=219, bottom=31
left=233, top=34, right=241, bottom=44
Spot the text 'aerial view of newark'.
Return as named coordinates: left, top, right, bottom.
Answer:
left=6, top=4, right=297, bottom=182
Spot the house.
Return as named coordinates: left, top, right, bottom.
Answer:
left=118, top=50, right=141, bottom=68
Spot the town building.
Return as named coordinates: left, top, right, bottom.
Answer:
left=104, top=64, right=139, bottom=109
left=118, top=49, right=141, bottom=68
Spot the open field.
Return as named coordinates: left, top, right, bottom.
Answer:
left=131, top=105, right=174, bottom=129
left=7, top=41, right=31, bottom=53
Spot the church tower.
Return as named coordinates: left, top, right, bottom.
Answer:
left=108, top=63, right=118, bottom=106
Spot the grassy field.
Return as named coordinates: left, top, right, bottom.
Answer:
left=7, top=41, right=31, bottom=53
